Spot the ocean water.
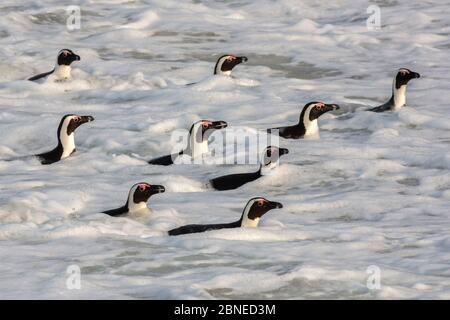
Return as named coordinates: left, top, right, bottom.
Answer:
left=1, top=0, right=450, bottom=299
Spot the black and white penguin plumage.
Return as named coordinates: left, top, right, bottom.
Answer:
left=369, top=68, right=421, bottom=112
left=209, top=146, right=289, bottom=191
left=35, top=114, right=94, bottom=165
left=102, top=182, right=165, bottom=217
left=28, top=49, right=81, bottom=82
left=148, top=119, right=228, bottom=166
left=268, top=102, right=340, bottom=139
left=214, top=55, right=248, bottom=76
left=168, top=197, right=283, bottom=236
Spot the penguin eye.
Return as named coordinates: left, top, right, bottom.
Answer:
left=202, top=122, right=211, bottom=128
left=266, top=149, right=272, bottom=157
left=138, top=184, right=148, bottom=191
left=257, top=200, right=264, bottom=207
left=316, top=102, right=327, bottom=110
left=73, top=116, right=80, bottom=122
left=226, top=56, right=236, bottom=61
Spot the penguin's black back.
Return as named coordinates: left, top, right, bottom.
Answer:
left=368, top=96, right=394, bottom=113
left=210, top=169, right=261, bottom=191
left=270, top=126, right=305, bottom=139
left=28, top=69, right=54, bottom=82
left=102, top=206, right=128, bottom=217
left=168, top=220, right=241, bottom=236
left=35, top=145, right=64, bottom=165
left=148, top=154, right=176, bottom=166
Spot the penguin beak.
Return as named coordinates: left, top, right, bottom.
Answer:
left=328, top=104, right=340, bottom=111
left=150, top=185, right=165, bottom=194
left=412, top=72, right=420, bottom=79
left=279, top=148, right=289, bottom=156
left=80, top=115, right=94, bottom=124
left=211, top=121, right=228, bottom=130
left=74, top=55, right=81, bottom=61
left=268, top=201, right=283, bottom=209
left=237, top=56, right=248, bottom=64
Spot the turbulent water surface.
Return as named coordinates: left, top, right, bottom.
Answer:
left=0, top=0, right=450, bottom=299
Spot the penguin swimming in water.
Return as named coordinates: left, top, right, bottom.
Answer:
left=148, top=119, right=228, bottom=166
left=168, top=197, right=282, bottom=236
left=268, top=102, right=340, bottom=139
left=186, top=55, right=248, bottom=85
left=35, top=114, right=94, bottom=165
left=28, top=49, right=81, bottom=82
left=102, top=182, right=165, bottom=217
left=214, top=55, right=248, bottom=76
left=209, top=146, right=289, bottom=191
left=368, top=68, right=420, bottom=112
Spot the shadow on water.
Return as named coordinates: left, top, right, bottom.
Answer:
left=245, top=54, right=343, bottom=79
left=207, top=278, right=373, bottom=299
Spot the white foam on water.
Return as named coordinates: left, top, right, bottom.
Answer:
left=0, top=0, right=450, bottom=299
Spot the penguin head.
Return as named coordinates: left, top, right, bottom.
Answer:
left=241, top=197, right=283, bottom=228
left=214, top=55, right=248, bottom=75
left=190, top=120, right=228, bottom=143
left=57, top=49, right=80, bottom=66
left=261, top=146, right=289, bottom=167
left=127, top=182, right=165, bottom=210
left=302, top=102, right=340, bottom=121
left=58, top=114, right=94, bottom=137
left=56, top=114, right=94, bottom=158
left=395, top=68, right=420, bottom=88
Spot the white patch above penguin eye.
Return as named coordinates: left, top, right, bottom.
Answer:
left=399, top=69, right=410, bottom=75
left=138, top=184, right=149, bottom=191
left=226, top=56, right=236, bottom=61
left=202, top=121, right=211, bottom=128
left=59, top=50, right=70, bottom=56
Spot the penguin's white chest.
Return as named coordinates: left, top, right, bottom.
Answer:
left=130, top=207, right=152, bottom=217
left=60, top=133, right=76, bottom=159
left=50, top=65, right=72, bottom=82
left=241, top=217, right=260, bottom=228
left=393, top=85, right=407, bottom=110
left=304, top=119, right=320, bottom=138
left=191, top=140, right=209, bottom=158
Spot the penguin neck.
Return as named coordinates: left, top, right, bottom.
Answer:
left=126, top=200, right=150, bottom=215
left=186, top=124, right=209, bottom=158
left=53, top=64, right=72, bottom=80
left=216, top=70, right=231, bottom=76
left=59, top=131, right=76, bottom=159
left=260, top=162, right=276, bottom=176
left=239, top=205, right=260, bottom=228
left=189, top=137, right=208, bottom=158
left=392, top=79, right=407, bottom=110
left=214, top=59, right=232, bottom=76
left=299, top=107, right=319, bottom=138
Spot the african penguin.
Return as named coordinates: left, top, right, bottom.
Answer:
left=209, top=146, right=289, bottom=191
left=214, top=55, right=248, bottom=76
left=35, top=114, right=94, bottom=165
left=369, top=68, right=420, bottom=112
left=28, top=49, right=81, bottom=82
left=102, top=182, right=165, bottom=217
left=168, top=197, right=283, bottom=236
left=148, top=119, right=227, bottom=165
left=268, top=102, right=340, bottom=139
